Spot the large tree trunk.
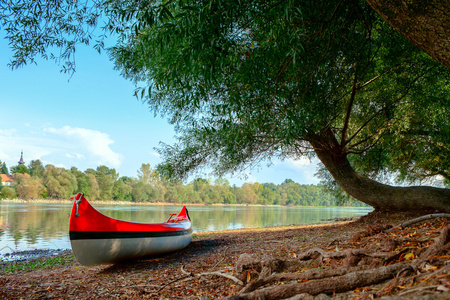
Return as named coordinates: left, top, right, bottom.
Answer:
left=307, top=129, right=450, bottom=212
left=365, top=0, right=450, bottom=69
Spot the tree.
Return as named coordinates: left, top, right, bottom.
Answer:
left=236, top=183, right=259, bottom=205
left=1, top=0, right=449, bottom=212
left=365, top=0, right=450, bottom=69
left=14, top=173, right=45, bottom=200
left=108, top=0, right=450, bottom=212
left=28, top=159, right=45, bottom=178
left=0, top=186, right=16, bottom=199
left=261, top=183, right=281, bottom=205
left=137, top=163, right=159, bottom=184
left=87, top=173, right=101, bottom=201
left=0, top=0, right=103, bottom=74
left=131, top=181, right=159, bottom=202
left=70, top=167, right=92, bottom=196
left=1, top=161, right=9, bottom=174
left=214, top=177, right=236, bottom=204
left=280, top=181, right=302, bottom=206
left=91, top=165, right=118, bottom=200
left=2, top=0, right=449, bottom=72
left=114, top=176, right=133, bottom=201
left=192, top=178, right=212, bottom=204
left=10, top=164, right=28, bottom=174
left=43, top=164, right=77, bottom=199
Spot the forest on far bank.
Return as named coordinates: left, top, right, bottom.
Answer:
left=0, top=160, right=366, bottom=207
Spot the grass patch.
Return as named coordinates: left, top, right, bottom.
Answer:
left=0, top=254, right=75, bottom=274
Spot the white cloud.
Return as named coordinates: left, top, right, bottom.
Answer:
left=150, top=152, right=160, bottom=157
left=280, top=156, right=314, bottom=168
left=0, top=125, right=122, bottom=173
left=272, top=157, right=320, bottom=184
left=0, top=129, right=17, bottom=136
left=45, top=126, right=122, bottom=167
left=0, top=129, right=52, bottom=165
left=66, top=153, right=85, bottom=159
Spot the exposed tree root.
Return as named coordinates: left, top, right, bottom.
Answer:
left=230, top=262, right=409, bottom=300
left=388, top=214, right=450, bottom=232
left=222, top=216, right=450, bottom=300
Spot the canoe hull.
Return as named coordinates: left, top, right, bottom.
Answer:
left=69, top=193, right=192, bottom=266
left=70, top=234, right=192, bottom=266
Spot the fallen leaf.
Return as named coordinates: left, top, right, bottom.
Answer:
left=404, top=253, right=415, bottom=260
left=437, top=285, right=449, bottom=292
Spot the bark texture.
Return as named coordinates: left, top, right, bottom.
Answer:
left=365, top=0, right=450, bottom=69
left=308, top=129, right=450, bottom=212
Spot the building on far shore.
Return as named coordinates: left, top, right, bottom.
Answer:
left=18, top=151, right=25, bottom=165
left=0, top=152, right=25, bottom=186
left=1, top=174, right=14, bottom=186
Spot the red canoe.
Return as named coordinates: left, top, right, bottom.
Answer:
left=69, top=193, right=192, bottom=266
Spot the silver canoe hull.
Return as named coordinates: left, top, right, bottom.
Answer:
left=70, top=234, right=192, bottom=266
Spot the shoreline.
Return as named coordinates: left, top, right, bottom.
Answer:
left=0, top=218, right=360, bottom=262
left=0, top=198, right=369, bottom=209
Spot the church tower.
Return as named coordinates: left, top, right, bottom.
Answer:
left=18, top=151, right=25, bottom=165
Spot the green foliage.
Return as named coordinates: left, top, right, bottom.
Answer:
left=11, top=164, right=29, bottom=174
left=0, top=0, right=104, bottom=74
left=131, top=181, right=158, bottom=202
left=1, top=161, right=8, bottom=174
left=14, top=173, right=46, bottom=199
left=0, top=157, right=359, bottom=205
left=105, top=0, right=449, bottom=191
left=137, top=163, right=159, bottom=184
left=114, top=176, right=133, bottom=201
left=43, top=165, right=77, bottom=199
left=0, top=254, right=75, bottom=274
left=28, top=159, right=45, bottom=178
left=0, top=186, right=16, bottom=199
left=70, top=167, right=92, bottom=196
left=2, top=0, right=447, bottom=207
left=94, top=165, right=118, bottom=200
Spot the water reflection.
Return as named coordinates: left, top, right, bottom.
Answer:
left=0, top=202, right=372, bottom=255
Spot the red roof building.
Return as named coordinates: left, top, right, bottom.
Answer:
left=1, top=174, right=14, bottom=186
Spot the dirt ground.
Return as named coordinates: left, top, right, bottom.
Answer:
left=1, top=211, right=449, bottom=299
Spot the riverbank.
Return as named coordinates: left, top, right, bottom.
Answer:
left=0, top=198, right=367, bottom=208
left=1, top=211, right=448, bottom=299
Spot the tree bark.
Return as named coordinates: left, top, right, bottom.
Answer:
left=365, top=0, right=450, bottom=69
left=307, top=128, right=450, bottom=212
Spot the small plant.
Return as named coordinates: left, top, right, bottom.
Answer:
left=0, top=254, right=75, bottom=274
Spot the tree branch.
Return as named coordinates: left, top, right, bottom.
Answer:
left=340, top=69, right=358, bottom=147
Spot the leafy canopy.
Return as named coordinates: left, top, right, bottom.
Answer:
left=108, top=0, right=449, bottom=183
left=2, top=0, right=448, bottom=186
left=1, top=0, right=104, bottom=73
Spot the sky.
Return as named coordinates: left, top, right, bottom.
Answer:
left=0, top=34, right=320, bottom=186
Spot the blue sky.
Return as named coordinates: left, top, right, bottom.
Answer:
left=0, top=35, right=319, bottom=186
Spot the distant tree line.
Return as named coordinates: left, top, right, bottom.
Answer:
left=0, top=160, right=367, bottom=207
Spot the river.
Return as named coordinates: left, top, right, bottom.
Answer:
left=0, top=202, right=372, bottom=255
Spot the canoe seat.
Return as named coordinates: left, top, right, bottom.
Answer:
left=168, top=218, right=185, bottom=223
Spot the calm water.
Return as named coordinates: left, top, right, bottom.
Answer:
left=0, top=202, right=372, bottom=255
